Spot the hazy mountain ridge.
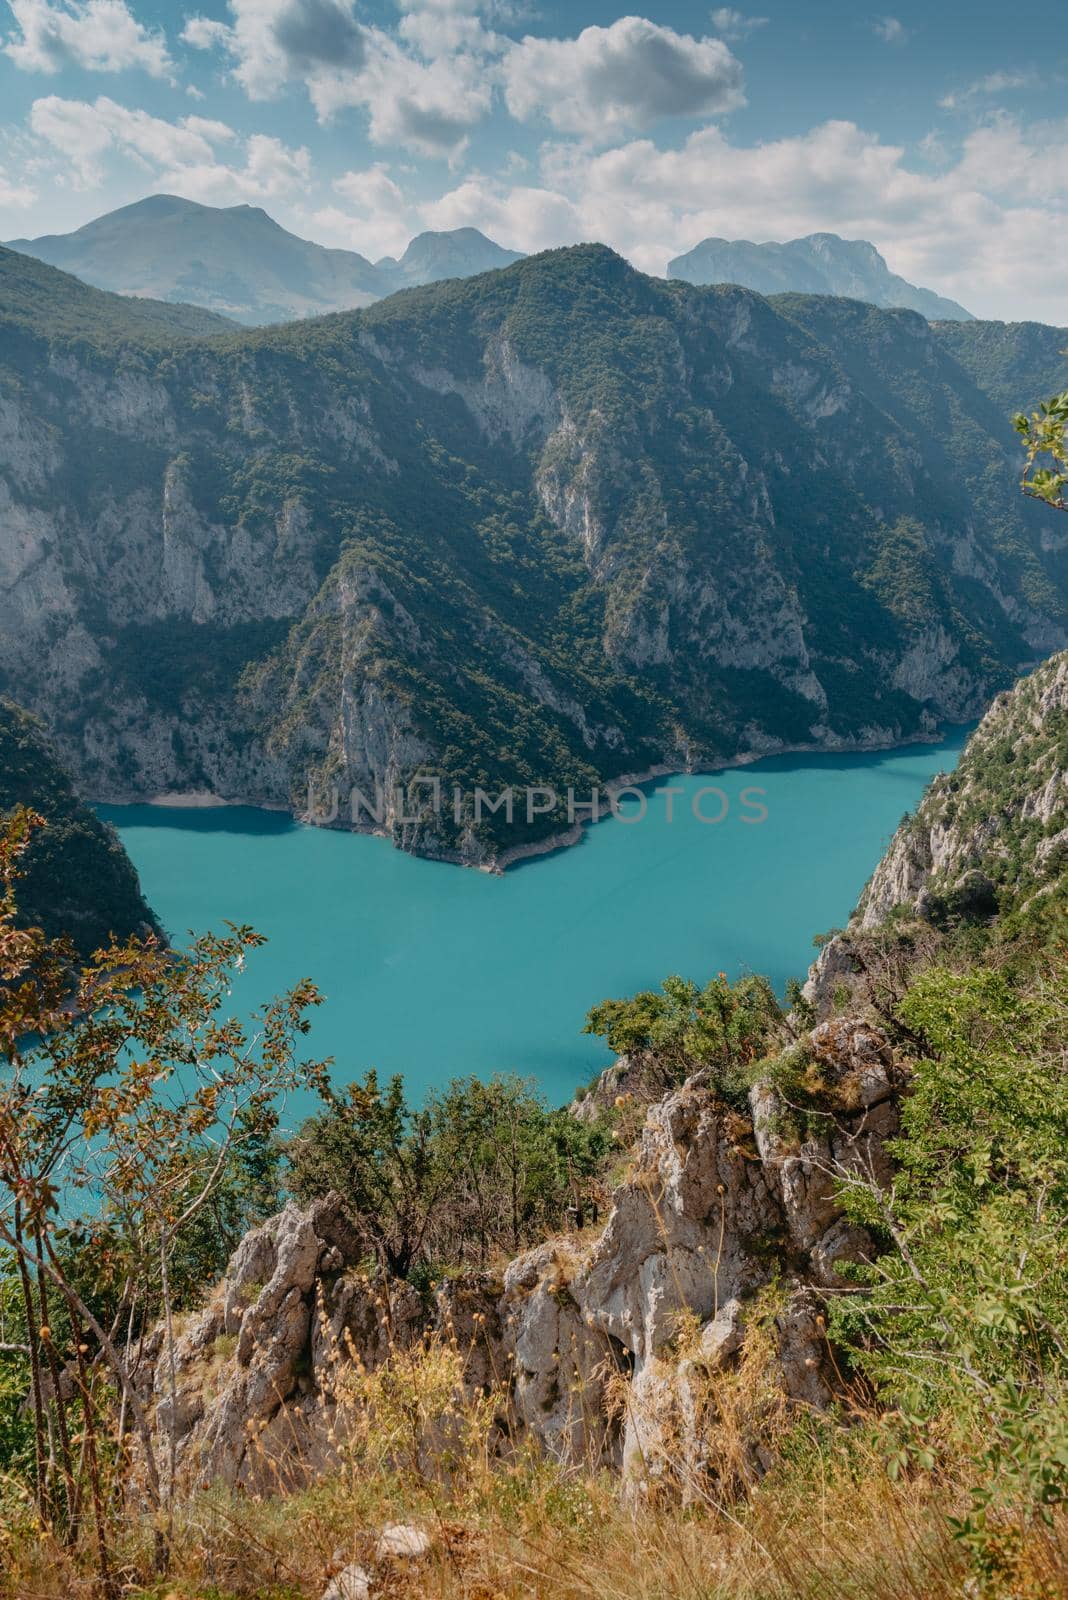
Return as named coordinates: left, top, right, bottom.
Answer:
left=375, top=227, right=525, bottom=291
left=0, top=243, right=1065, bottom=863
left=0, top=241, right=234, bottom=341
left=6, top=195, right=524, bottom=326
left=668, top=232, right=974, bottom=321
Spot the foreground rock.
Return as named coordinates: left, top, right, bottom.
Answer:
left=137, top=1021, right=903, bottom=1497
left=322, top=1564, right=370, bottom=1600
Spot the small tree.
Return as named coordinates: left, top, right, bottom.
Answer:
left=0, top=809, right=328, bottom=1582
left=287, top=1069, right=442, bottom=1279
left=1014, top=387, right=1068, bottom=509
left=584, top=971, right=783, bottom=1104
left=287, top=1070, right=610, bottom=1277
left=827, top=964, right=1068, bottom=1560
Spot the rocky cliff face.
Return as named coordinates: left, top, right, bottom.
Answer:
left=137, top=1017, right=901, bottom=1498
left=2, top=245, right=1066, bottom=863
left=806, top=649, right=1068, bottom=1012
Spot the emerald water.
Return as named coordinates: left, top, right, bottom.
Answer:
left=99, top=732, right=966, bottom=1120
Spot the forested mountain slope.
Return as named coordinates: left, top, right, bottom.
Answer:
left=807, top=647, right=1068, bottom=1008
left=1, top=243, right=1066, bottom=862
left=0, top=699, right=159, bottom=956
left=0, top=243, right=234, bottom=342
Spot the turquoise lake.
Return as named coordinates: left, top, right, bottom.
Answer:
left=99, top=731, right=967, bottom=1123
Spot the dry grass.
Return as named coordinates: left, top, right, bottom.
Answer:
left=4, top=1318, right=1068, bottom=1600
left=7, top=1431, right=1067, bottom=1600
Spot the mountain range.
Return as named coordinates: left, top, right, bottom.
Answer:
left=668, top=232, right=974, bottom=321
left=7, top=198, right=972, bottom=331
left=0, top=240, right=1064, bottom=864
left=6, top=194, right=524, bottom=326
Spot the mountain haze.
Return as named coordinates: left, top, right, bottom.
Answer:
left=0, top=240, right=234, bottom=340
left=7, top=195, right=523, bottom=325
left=668, top=232, right=974, bottom=321
left=376, top=227, right=525, bottom=289
left=0, top=243, right=1063, bottom=864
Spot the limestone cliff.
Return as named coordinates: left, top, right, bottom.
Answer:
left=2, top=244, right=1067, bottom=863
left=135, top=1018, right=900, bottom=1498
left=807, top=649, right=1068, bottom=1011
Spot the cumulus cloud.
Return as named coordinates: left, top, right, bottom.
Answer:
left=398, top=0, right=503, bottom=58
left=182, top=0, right=364, bottom=98
left=29, top=94, right=310, bottom=199
left=503, top=17, right=745, bottom=138
left=872, top=16, right=908, bottom=43
left=182, top=0, right=497, bottom=154
left=709, top=8, right=768, bottom=39
left=4, top=0, right=172, bottom=77
left=181, top=7, right=746, bottom=157
left=320, top=30, right=494, bottom=155
left=403, top=116, right=1066, bottom=322
left=308, top=164, right=414, bottom=258
left=421, top=175, right=584, bottom=250
left=180, top=16, right=234, bottom=51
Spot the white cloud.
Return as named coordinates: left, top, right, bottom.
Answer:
left=28, top=94, right=310, bottom=200
left=503, top=18, right=745, bottom=138
left=182, top=0, right=499, bottom=154
left=308, top=164, right=414, bottom=258
left=398, top=0, right=502, bottom=58
left=407, top=116, right=1066, bottom=322
left=182, top=0, right=366, bottom=99
left=333, top=163, right=406, bottom=213
left=0, top=165, right=36, bottom=207
left=316, top=28, right=494, bottom=155
left=421, top=175, right=584, bottom=251
left=939, top=70, right=1035, bottom=110
left=709, top=8, right=768, bottom=40
left=4, top=0, right=172, bottom=77
left=181, top=16, right=235, bottom=51
left=873, top=16, right=908, bottom=43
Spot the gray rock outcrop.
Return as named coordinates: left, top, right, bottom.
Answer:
left=139, top=1020, right=902, bottom=1499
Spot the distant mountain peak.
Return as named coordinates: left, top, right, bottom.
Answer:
left=382, top=227, right=525, bottom=289
left=5, top=194, right=526, bottom=324
left=667, top=232, right=973, bottom=321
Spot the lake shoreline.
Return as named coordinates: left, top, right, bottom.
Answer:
left=100, top=730, right=969, bottom=1107
left=490, top=729, right=960, bottom=871
left=101, top=724, right=965, bottom=873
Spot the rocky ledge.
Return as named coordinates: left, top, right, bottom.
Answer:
left=136, top=1017, right=902, bottom=1499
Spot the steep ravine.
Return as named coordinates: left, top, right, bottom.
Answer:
left=131, top=655, right=1067, bottom=1496
left=2, top=245, right=1067, bottom=865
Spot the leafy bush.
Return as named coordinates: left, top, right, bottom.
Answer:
left=286, top=1070, right=610, bottom=1279
left=583, top=972, right=783, bottom=1107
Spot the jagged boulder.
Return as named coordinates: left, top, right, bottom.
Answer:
left=143, top=1192, right=502, bottom=1491
left=499, top=1036, right=902, bottom=1493
left=139, top=1022, right=904, bottom=1501
left=751, top=1019, right=903, bottom=1286
left=570, top=1052, right=671, bottom=1121
left=501, top=1240, right=623, bottom=1467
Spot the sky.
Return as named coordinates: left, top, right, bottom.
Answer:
left=0, top=0, right=1065, bottom=319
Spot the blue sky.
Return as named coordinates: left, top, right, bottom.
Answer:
left=0, top=0, right=1065, bottom=318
